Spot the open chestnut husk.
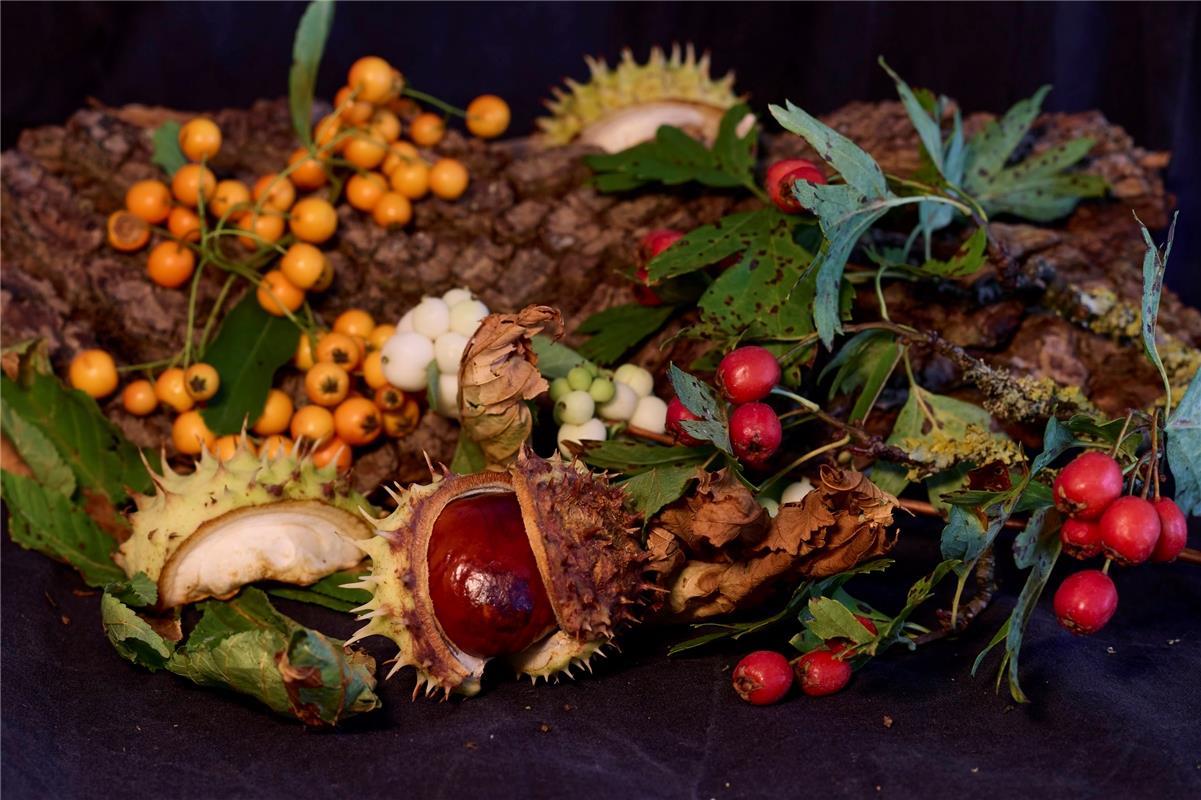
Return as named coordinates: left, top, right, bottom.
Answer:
left=347, top=448, right=653, bottom=697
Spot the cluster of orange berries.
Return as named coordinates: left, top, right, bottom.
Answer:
left=67, top=307, right=421, bottom=472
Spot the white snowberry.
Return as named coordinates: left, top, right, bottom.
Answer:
left=436, top=373, right=460, bottom=418
left=442, top=288, right=473, bottom=308
left=557, top=390, right=596, bottom=425
left=781, top=478, right=814, bottom=505
left=449, top=299, right=489, bottom=337
left=380, top=332, right=435, bottom=391
left=614, top=364, right=653, bottom=398
left=434, top=331, right=468, bottom=374
left=598, top=382, right=638, bottom=421
left=630, top=395, right=668, bottom=433
left=557, top=418, right=606, bottom=457
left=397, top=309, right=415, bottom=333
left=412, top=297, right=451, bottom=339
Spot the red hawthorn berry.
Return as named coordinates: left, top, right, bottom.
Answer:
left=732, top=651, right=793, bottom=705
left=1149, top=497, right=1188, bottom=563
left=1053, top=569, right=1118, bottom=635
left=729, top=402, right=782, bottom=467
left=1060, top=517, right=1103, bottom=560
left=1052, top=451, right=1124, bottom=521
left=665, top=396, right=703, bottom=446
left=793, top=649, right=852, bottom=697
left=716, top=346, right=781, bottom=404
left=765, top=158, right=826, bottom=214
left=1099, top=495, right=1161, bottom=566
left=632, top=229, right=682, bottom=307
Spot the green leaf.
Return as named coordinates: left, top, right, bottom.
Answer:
left=865, top=559, right=959, bottom=654
left=577, top=303, right=675, bottom=366
left=1031, top=415, right=1075, bottom=475
left=910, top=225, right=988, bottom=278
left=0, top=402, right=75, bottom=496
left=0, top=371, right=151, bottom=503
left=1136, top=212, right=1178, bottom=417
left=668, top=364, right=731, bottom=453
left=769, top=100, right=888, bottom=197
left=106, top=572, right=158, bottom=607
left=647, top=211, right=764, bottom=282
left=804, top=596, right=876, bottom=643
left=820, top=329, right=900, bottom=424
left=579, top=439, right=709, bottom=475
left=265, top=569, right=371, bottom=613
left=1011, top=507, right=1050, bottom=570
left=449, top=433, right=487, bottom=474
left=963, top=86, right=1105, bottom=221
left=2, top=471, right=125, bottom=586
left=1002, top=520, right=1061, bottom=703
left=585, top=104, right=756, bottom=192
left=168, top=588, right=380, bottom=726
left=288, top=0, right=335, bottom=148
left=1167, top=366, right=1201, bottom=516
left=618, top=463, right=698, bottom=519
left=200, top=294, right=299, bottom=435
left=530, top=335, right=586, bottom=379
left=101, top=592, right=174, bottom=671
left=150, top=121, right=186, bottom=177
left=878, top=59, right=943, bottom=174
left=694, top=213, right=818, bottom=340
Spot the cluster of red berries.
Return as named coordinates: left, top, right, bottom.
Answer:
left=666, top=346, right=784, bottom=468
left=1050, top=450, right=1189, bottom=635
left=732, top=616, right=876, bottom=705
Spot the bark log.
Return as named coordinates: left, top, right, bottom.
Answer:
left=2, top=98, right=1196, bottom=490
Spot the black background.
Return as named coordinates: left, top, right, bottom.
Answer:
left=2, top=3, right=1201, bottom=797
left=1, top=1, right=1199, bottom=304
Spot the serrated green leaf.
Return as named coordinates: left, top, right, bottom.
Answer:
left=646, top=211, right=763, bottom=281
left=694, top=213, right=817, bottom=339
left=820, top=330, right=900, bottom=424
left=200, top=294, right=299, bottom=436
left=2, top=471, right=125, bottom=586
left=1011, top=507, right=1051, bottom=570
left=910, top=225, right=988, bottom=278
left=809, top=208, right=889, bottom=346
left=1167, top=366, right=1201, bottom=516
left=1136, top=212, right=1178, bottom=417
left=579, top=439, right=709, bottom=475
left=769, top=100, right=889, bottom=197
left=618, top=463, right=698, bottom=519
left=865, top=559, right=959, bottom=654
left=530, top=334, right=586, bottom=379
left=168, top=588, right=379, bottom=726
left=1031, top=415, right=1076, bottom=475
left=101, top=592, right=174, bottom=671
left=879, top=59, right=943, bottom=174
left=288, top=0, right=335, bottom=148
left=964, top=85, right=1051, bottom=184
left=0, top=402, right=75, bottom=496
left=577, top=303, right=675, bottom=365
left=266, top=569, right=371, bottom=613
left=804, top=596, right=875, bottom=643
left=0, top=372, right=150, bottom=503
left=106, top=572, right=158, bottom=607
left=151, top=121, right=186, bottom=177
left=585, top=104, right=756, bottom=192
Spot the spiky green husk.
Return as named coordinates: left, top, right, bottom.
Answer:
left=117, top=438, right=374, bottom=608
left=348, top=450, right=651, bottom=698
left=537, top=44, right=739, bottom=145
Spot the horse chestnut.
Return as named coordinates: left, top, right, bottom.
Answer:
left=427, top=493, right=556, bottom=658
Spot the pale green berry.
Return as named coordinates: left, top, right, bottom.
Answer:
left=588, top=377, right=615, bottom=404
left=549, top=377, right=571, bottom=402
left=567, top=366, right=593, bottom=392
left=556, top=390, right=595, bottom=425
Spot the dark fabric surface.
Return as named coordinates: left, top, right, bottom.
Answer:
left=3, top=525, right=1199, bottom=800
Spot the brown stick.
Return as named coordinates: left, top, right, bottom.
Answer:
left=898, top=498, right=1025, bottom=529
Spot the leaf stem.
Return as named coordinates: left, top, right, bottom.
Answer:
left=402, top=86, right=467, bottom=118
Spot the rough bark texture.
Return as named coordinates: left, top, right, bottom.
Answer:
left=2, top=98, right=1197, bottom=490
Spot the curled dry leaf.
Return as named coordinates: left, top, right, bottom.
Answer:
left=761, top=464, right=898, bottom=577
left=657, top=469, right=768, bottom=552
left=652, top=465, right=898, bottom=621
left=459, top=305, right=564, bottom=470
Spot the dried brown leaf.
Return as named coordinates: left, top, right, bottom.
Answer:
left=664, top=553, right=796, bottom=620
left=658, top=469, right=768, bottom=551
left=459, top=305, right=563, bottom=470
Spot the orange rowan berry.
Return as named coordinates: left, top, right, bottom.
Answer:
left=429, top=158, right=469, bottom=200
left=125, top=179, right=172, bottom=224
left=171, top=164, right=216, bottom=208
left=466, top=95, right=510, bottom=139
left=257, top=270, right=305, bottom=316
left=288, top=148, right=328, bottom=190
left=252, top=174, right=296, bottom=212
left=372, top=192, right=412, bottom=228
left=305, top=363, right=350, bottom=406
left=106, top=211, right=150, bottom=252
left=252, top=389, right=294, bottom=435
left=178, top=118, right=222, bottom=162
left=68, top=349, right=119, bottom=398
left=409, top=113, right=445, bottom=147
left=280, top=242, right=327, bottom=290
left=347, top=56, right=397, bottom=104
left=167, top=206, right=201, bottom=242
left=172, top=410, right=216, bottom=455
left=345, top=172, right=387, bottom=212
left=388, top=159, right=429, bottom=199
left=121, top=379, right=158, bottom=415
left=154, top=368, right=194, bottom=413
left=146, top=242, right=196, bottom=289
left=290, top=197, right=338, bottom=243
left=334, top=86, right=373, bottom=125
left=334, top=309, right=375, bottom=339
